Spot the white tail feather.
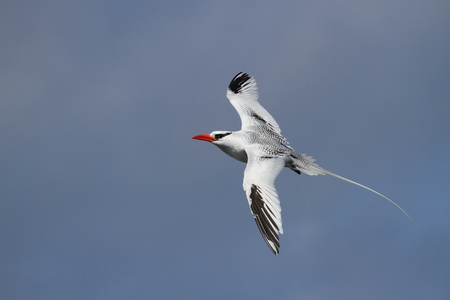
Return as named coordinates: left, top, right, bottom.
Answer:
left=319, top=168, right=411, bottom=219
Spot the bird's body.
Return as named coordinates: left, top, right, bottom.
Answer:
left=192, top=72, right=410, bottom=255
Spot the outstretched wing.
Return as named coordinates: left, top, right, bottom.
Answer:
left=226, top=72, right=282, bottom=134
left=243, top=147, right=285, bottom=255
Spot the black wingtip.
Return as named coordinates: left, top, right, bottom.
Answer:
left=250, top=184, right=281, bottom=255
left=228, top=72, right=251, bottom=94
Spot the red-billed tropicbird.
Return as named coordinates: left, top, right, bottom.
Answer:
left=192, top=72, right=410, bottom=255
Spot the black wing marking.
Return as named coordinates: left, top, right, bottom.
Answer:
left=249, top=184, right=280, bottom=255
left=248, top=110, right=277, bottom=131
left=228, top=72, right=252, bottom=94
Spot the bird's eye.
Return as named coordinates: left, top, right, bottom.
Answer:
left=215, top=132, right=231, bottom=140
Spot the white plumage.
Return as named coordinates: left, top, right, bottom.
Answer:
left=192, top=72, right=410, bottom=255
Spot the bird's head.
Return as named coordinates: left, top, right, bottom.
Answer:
left=191, top=131, right=232, bottom=143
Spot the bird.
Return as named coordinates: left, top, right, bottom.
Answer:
left=192, top=72, right=410, bottom=255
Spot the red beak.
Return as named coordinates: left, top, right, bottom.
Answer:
left=192, top=134, right=216, bottom=142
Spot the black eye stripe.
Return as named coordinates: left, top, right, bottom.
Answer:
left=215, top=132, right=231, bottom=140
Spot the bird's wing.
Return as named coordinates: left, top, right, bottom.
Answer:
left=226, top=72, right=282, bottom=134
left=243, top=147, right=285, bottom=255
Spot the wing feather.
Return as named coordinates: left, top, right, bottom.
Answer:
left=243, top=149, right=285, bottom=255
left=226, top=72, right=281, bottom=134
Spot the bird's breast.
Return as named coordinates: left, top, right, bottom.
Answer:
left=215, top=144, right=248, bottom=163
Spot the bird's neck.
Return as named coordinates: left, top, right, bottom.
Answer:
left=214, top=134, right=248, bottom=163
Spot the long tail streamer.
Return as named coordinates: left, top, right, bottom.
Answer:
left=321, top=168, right=412, bottom=219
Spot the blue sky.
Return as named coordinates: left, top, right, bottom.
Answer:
left=1, top=1, right=449, bottom=299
